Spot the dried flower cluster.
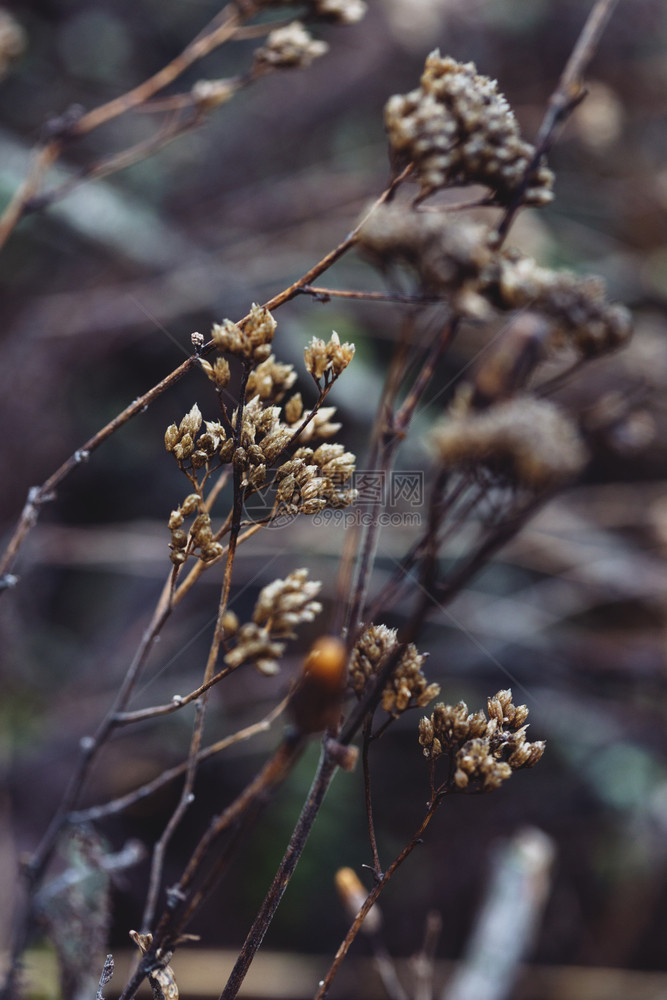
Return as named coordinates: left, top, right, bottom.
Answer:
left=274, top=443, right=357, bottom=515
left=168, top=493, right=224, bottom=566
left=164, top=404, right=235, bottom=477
left=304, top=331, right=355, bottom=385
left=254, top=22, right=328, bottom=70
left=349, top=624, right=440, bottom=716
left=432, top=393, right=588, bottom=490
left=165, top=305, right=357, bottom=541
left=246, top=355, right=297, bottom=403
left=211, top=303, right=277, bottom=363
left=493, top=252, right=633, bottom=359
left=418, top=689, right=545, bottom=791
left=225, top=569, right=322, bottom=675
left=385, top=51, right=554, bottom=205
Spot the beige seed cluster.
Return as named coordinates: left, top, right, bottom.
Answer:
left=359, top=203, right=493, bottom=306
left=164, top=405, right=235, bottom=472
left=275, top=444, right=356, bottom=515
left=168, top=493, right=223, bottom=566
left=254, top=22, right=328, bottom=70
left=432, top=394, right=588, bottom=490
left=385, top=51, right=554, bottom=206
left=494, top=252, right=633, bottom=359
left=212, top=304, right=277, bottom=363
left=349, top=624, right=440, bottom=717
left=225, top=569, right=322, bottom=675
left=304, top=331, right=355, bottom=384
left=418, top=689, right=545, bottom=791
left=246, top=355, right=297, bottom=403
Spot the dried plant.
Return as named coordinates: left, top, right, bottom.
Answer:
left=0, top=2, right=635, bottom=1000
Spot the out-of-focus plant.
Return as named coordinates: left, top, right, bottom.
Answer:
left=0, top=2, right=634, bottom=999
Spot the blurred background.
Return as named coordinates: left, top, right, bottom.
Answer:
left=1, top=1, right=667, bottom=997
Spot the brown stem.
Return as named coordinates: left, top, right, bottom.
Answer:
left=362, top=718, right=382, bottom=877
left=0, top=168, right=411, bottom=594
left=495, top=0, right=620, bottom=244
left=298, top=285, right=441, bottom=305
left=68, top=699, right=288, bottom=823
left=0, top=565, right=178, bottom=1000
left=219, top=740, right=339, bottom=1000
left=141, top=697, right=206, bottom=931
left=112, top=663, right=236, bottom=726
left=314, top=798, right=443, bottom=999
left=74, top=6, right=241, bottom=136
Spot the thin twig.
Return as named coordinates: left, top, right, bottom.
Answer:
left=0, top=171, right=411, bottom=595
left=362, top=719, right=383, bottom=877
left=69, top=699, right=288, bottom=823
left=298, top=285, right=441, bottom=305
left=314, top=798, right=443, bottom=999
left=495, top=0, right=620, bottom=243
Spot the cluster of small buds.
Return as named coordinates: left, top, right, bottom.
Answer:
left=212, top=304, right=277, bottom=364
left=224, top=622, right=286, bottom=676
left=431, top=394, right=588, bottom=490
left=359, top=203, right=493, bottom=308
left=165, top=405, right=234, bottom=471
left=235, top=396, right=291, bottom=468
left=168, top=494, right=223, bottom=565
left=493, top=252, right=633, bottom=359
left=349, top=624, right=440, bottom=717
left=199, top=355, right=231, bottom=390
left=304, top=331, right=355, bottom=384
left=381, top=644, right=441, bottom=716
left=191, top=78, right=238, bottom=112
left=254, top=22, right=328, bottom=70
left=225, top=569, right=322, bottom=675
left=418, top=689, right=545, bottom=791
left=274, top=444, right=356, bottom=515
left=246, top=355, right=297, bottom=403
left=292, top=403, right=342, bottom=443
left=385, top=51, right=554, bottom=206
left=251, top=0, right=367, bottom=22
left=254, top=568, right=322, bottom=636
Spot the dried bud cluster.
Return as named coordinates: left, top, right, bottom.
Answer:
left=165, top=405, right=234, bottom=471
left=304, top=331, right=355, bottom=384
left=212, top=304, right=277, bottom=363
left=254, top=22, right=328, bottom=70
left=275, top=443, right=357, bottom=515
left=246, top=355, right=297, bottom=403
left=385, top=51, right=554, bottom=206
left=225, top=569, right=322, bottom=675
left=432, top=394, right=588, bottom=490
left=168, top=493, right=224, bottom=566
left=493, top=252, right=633, bottom=358
left=199, top=355, right=231, bottom=389
left=359, top=204, right=492, bottom=308
left=418, top=689, right=545, bottom=791
left=349, top=624, right=440, bottom=717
